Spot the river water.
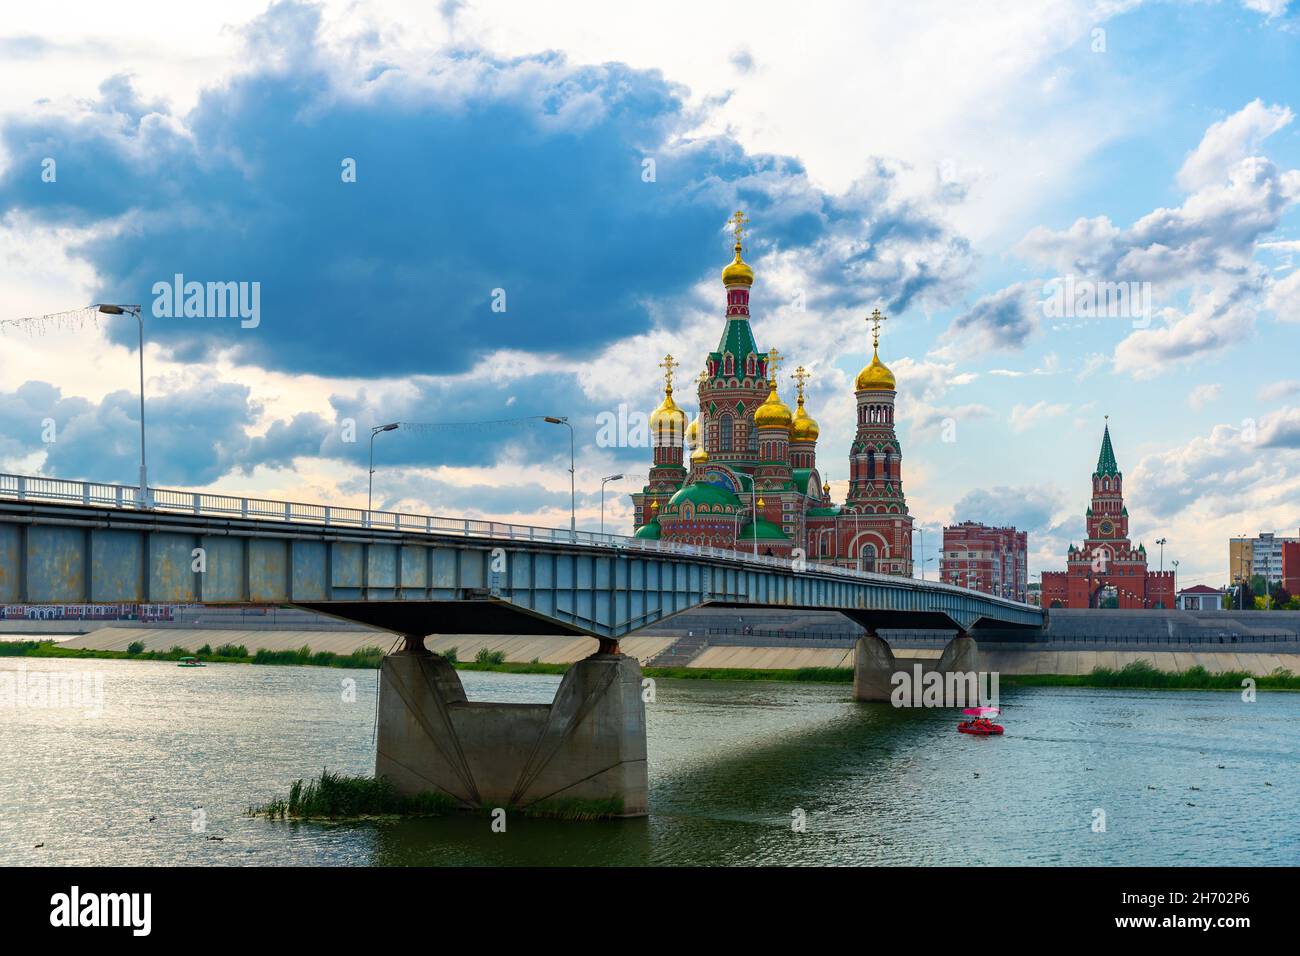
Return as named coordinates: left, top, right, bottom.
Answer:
left=1, top=657, right=1296, bottom=866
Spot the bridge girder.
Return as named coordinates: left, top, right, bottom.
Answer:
left=0, top=500, right=1043, bottom=639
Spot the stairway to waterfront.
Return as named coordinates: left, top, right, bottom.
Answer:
left=643, top=631, right=710, bottom=668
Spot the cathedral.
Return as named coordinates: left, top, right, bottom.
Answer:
left=1039, top=421, right=1176, bottom=609
left=630, top=213, right=914, bottom=576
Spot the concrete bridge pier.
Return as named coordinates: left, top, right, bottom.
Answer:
left=852, top=631, right=982, bottom=702
left=852, top=631, right=897, bottom=702
left=375, top=636, right=649, bottom=818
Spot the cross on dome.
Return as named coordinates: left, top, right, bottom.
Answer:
left=792, top=364, right=810, bottom=398
left=730, top=210, right=749, bottom=249
left=658, top=353, right=678, bottom=392
left=766, top=347, right=784, bottom=384
left=869, top=308, right=888, bottom=349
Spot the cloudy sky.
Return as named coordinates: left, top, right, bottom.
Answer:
left=1, top=0, right=1298, bottom=589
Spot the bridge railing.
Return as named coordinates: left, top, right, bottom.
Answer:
left=0, top=472, right=1039, bottom=613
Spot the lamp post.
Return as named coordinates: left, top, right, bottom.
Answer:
left=600, top=474, right=624, bottom=535
left=94, top=304, right=149, bottom=507
left=734, top=472, right=759, bottom=556
left=367, top=422, right=400, bottom=521
left=1171, top=560, right=1179, bottom=606
left=1156, top=537, right=1167, bottom=574
left=544, top=416, right=576, bottom=539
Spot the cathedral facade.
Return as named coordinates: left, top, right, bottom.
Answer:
left=1040, top=422, right=1176, bottom=609
left=630, top=213, right=913, bottom=576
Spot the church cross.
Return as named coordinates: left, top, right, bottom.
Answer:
left=869, top=308, right=887, bottom=349
left=659, top=353, right=678, bottom=392
left=792, top=364, right=810, bottom=400
left=766, top=347, right=784, bottom=383
left=730, top=210, right=750, bottom=247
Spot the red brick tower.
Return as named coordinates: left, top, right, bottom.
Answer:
left=1041, top=419, right=1175, bottom=608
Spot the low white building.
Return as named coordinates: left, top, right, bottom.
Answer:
left=1176, top=585, right=1226, bottom=611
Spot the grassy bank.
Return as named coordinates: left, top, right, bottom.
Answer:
left=5, top=641, right=1297, bottom=690
left=1000, top=660, right=1300, bottom=691
left=247, top=769, right=625, bottom=821
left=0, top=639, right=387, bottom=670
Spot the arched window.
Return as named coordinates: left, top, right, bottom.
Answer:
left=748, top=422, right=758, bottom=452
left=720, top=413, right=733, bottom=451
left=867, top=450, right=876, bottom=479
left=860, top=543, right=877, bottom=572
left=724, top=354, right=734, bottom=376
left=883, top=451, right=892, bottom=477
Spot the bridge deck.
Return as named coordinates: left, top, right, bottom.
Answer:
left=0, top=475, right=1043, bottom=639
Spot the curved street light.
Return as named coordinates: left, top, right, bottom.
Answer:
left=544, top=416, right=576, bottom=539
left=367, top=422, right=401, bottom=520
left=94, top=304, right=150, bottom=507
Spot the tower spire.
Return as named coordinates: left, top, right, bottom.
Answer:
left=1095, top=417, right=1119, bottom=477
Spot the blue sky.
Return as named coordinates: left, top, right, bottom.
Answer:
left=0, top=0, right=1298, bottom=589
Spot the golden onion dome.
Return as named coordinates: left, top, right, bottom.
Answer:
left=754, top=381, right=793, bottom=429
left=649, top=386, right=688, bottom=437
left=855, top=347, right=896, bottom=392
left=791, top=393, right=819, bottom=442
left=685, top=414, right=701, bottom=449
left=690, top=444, right=709, bottom=464
left=721, top=248, right=754, bottom=288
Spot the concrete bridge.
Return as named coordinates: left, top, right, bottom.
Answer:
left=0, top=473, right=1042, bottom=817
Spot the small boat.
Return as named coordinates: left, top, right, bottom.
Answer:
left=177, top=656, right=206, bottom=668
left=958, top=706, right=1003, bottom=736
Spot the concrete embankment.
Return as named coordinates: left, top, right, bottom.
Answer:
left=33, top=627, right=1300, bottom=677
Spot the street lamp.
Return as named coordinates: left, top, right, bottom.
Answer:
left=94, top=304, right=149, bottom=507
left=367, top=422, right=400, bottom=520
left=734, top=472, right=759, bottom=555
left=1156, top=537, right=1167, bottom=574
left=600, top=474, right=624, bottom=535
left=544, top=416, right=576, bottom=538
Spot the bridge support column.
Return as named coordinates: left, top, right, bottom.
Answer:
left=852, top=631, right=896, bottom=702
left=938, top=631, right=980, bottom=675
left=376, top=640, right=648, bottom=817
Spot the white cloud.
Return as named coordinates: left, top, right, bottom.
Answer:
left=1177, top=99, right=1293, bottom=191
left=1010, top=400, right=1070, bottom=432
left=1258, top=379, right=1300, bottom=402
left=1187, top=383, right=1223, bottom=411
left=1266, top=267, right=1300, bottom=322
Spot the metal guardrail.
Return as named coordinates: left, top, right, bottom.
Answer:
left=0, top=472, right=1039, bottom=612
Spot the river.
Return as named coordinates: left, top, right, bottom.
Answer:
left=1, top=657, right=1296, bottom=866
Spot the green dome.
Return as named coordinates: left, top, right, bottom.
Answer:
left=738, top=517, right=788, bottom=540
left=666, top=482, right=742, bottom=512
left=633, top=519, right=661, bottom=539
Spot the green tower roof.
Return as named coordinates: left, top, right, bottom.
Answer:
left=1095, top=422, right=1120, bottom=477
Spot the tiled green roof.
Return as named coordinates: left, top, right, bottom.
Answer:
left=633, top=519, right=661, bottom=539
left=1095, top=424, right=1120, bottom=477
left=711, top=318, right=759, bottom=373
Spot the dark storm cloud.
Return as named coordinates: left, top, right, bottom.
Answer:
left=0, top=1, right=967, bottom=384
left=0, top=378, right=260, bottom=486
